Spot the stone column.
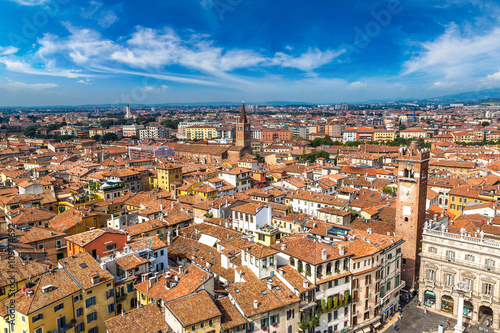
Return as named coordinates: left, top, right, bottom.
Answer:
left=454, top=291, right=464, bottom=333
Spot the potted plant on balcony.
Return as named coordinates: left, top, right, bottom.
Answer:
left=344, top=291, right=350, bottom=305
left=273, top=322, right=278, bottom=327
left=262, top=326, right=267, bottom=331
left=321, top=299, right=327, bottom=312
left=333, top=296, right=338, bottom=309
left=299, top=321, right=308, bottom=331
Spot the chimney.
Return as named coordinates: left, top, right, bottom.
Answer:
left=434, top=213, right=438, bottom=221
left=278, top=268, right=284, bottom=275
left=321, top=248, right=327, bottom=261
left=367, top=228, right=372, bottom=234
left=281, top=243, right=286, bottom=251
left=338, top=244, right=345, bottom=256
left=441, top=210, right=445, bottom=218
left=121, top=310, right=125, bottom=317
left=267, top=281, right=272, bottom=290
left=303, top=280, right=309, bottom=288
left=253, top=300, right=258, bottom=309
left=178, top=265, right=184, bottom=274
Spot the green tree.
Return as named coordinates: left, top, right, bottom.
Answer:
left=482, top=121, right=490, bottom=127
left=161, top=119, right=181, bottom=129
left=303, top=150, right=329, bottom=163
left=23, top=125, right=39, bottom=138
left=99, top=119, right=114, bottom=128
left=100, top=133, right=118, bottom=143
left=253, top=153, right=265, bottom=163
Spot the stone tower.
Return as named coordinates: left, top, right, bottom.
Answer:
left=235, top=101, right=251, bottom=152
left=395, top=141, right=429, bottom=289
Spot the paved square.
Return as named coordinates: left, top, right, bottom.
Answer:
left=381, top=298, right=494, bottom=333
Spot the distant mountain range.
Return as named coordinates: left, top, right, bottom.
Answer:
left=4, top=89, right=500, bottom=109
left=401, top=89, right=500, bottom=104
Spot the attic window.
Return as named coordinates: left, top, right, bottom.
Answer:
left=261, top=290, right=268, bottom=295
left=235, top=288, right=240, bottom=294
left=80, top=263, right=88, bottom=269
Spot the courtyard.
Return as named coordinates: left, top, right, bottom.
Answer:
left=381, top=297, right=494, bottom=333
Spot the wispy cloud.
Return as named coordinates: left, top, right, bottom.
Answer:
left=0, top=46, right=19, bottom=55
left=403, top=24, right=500, bottom=81
left=0, top=58, right=91, bottom=78
left=1, top=24, right=340, bottom=87
left=271, top=48, right=343, bottom=72
left=8, top=0, right=49, bottom=6
left=1, top=80, right=57, bottom=91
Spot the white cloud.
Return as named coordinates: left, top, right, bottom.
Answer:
left=76, top=78, right=94, bottom=85
left=38, top=24, right=117, bottom=65
left=80, top=2, right=119, bottom=28
left=98, top=10, right=118, bottom=28
left=0, top=25, right=341, bottom=90
left=271, top=48, right=342, bottom=72
left=8, top=0, right=48, bottom=5
left=403, top=25, right=500, bottom=81
left=0, top=80, right=57, bottom=91
left=0, top=46, right=19, bottom=55
left=143, top=85, right=168, bottom=93
left=348, top=81, right=368, bottom=89
left=432, top=81, right=459, bottom=88
left=39, top=25, right=337, bottom=76
left=0, top=58, right=89, bottom=78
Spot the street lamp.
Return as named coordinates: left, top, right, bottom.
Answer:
left=454, top=281, right=467, bottom=333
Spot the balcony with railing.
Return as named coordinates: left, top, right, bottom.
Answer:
left=423, top=228, right=500, bottom=249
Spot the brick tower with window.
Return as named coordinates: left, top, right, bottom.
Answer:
left=395, top=141, right=429, bottom=289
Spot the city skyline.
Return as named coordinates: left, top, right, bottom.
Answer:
left=1, top=0, right=500, bottom=106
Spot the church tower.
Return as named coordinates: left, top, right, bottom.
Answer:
left=235, top=101, right=251, bottom=152
left=395, top=141, right=429, bottom=289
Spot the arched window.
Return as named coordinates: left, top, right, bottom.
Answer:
left=305, top=264, right=311, bottom=276
left=289, top=258, right=295, bottom=267
left=326, top=263, right=332, bottom=275
left=335, top=261, right=340, bottom=272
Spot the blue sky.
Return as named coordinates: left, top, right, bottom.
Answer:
left=0, top=0, right=500, bottom=106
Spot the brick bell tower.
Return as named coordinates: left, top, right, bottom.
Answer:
left=235, top=101, right=251, bottom=153
left=395, top=141, right=429, bottom=290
